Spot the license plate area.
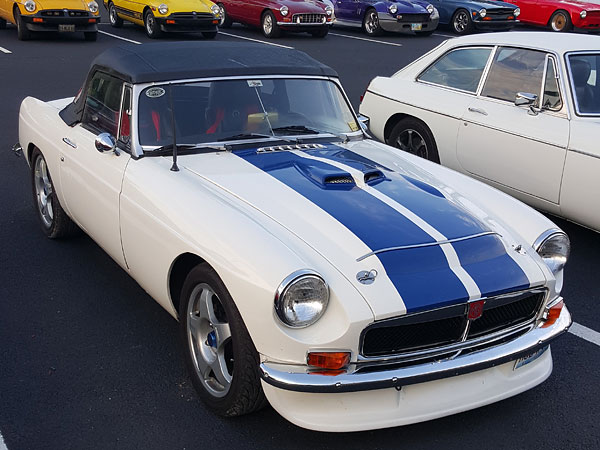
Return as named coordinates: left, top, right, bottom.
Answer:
left=513, top=345, right=548, bottom=370
left=59, top=24, right=75, bottom=32
left=411, top=23, right=422, bottom=31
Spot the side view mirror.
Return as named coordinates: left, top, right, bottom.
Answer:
left=515, top=92, right=539, bottom=115
left=95, top=133, right=118, bottom=155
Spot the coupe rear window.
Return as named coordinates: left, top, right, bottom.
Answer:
left=418, top=47, right=493, bottom=93
left=568, top=53, right=600, bottom=115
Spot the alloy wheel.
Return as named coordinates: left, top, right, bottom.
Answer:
left=34, top=156, right=54, bottom=228
left=453, top=11, right=469, bottom=33
left=551, top=13, right=567, bottom=31
left=263, top=14, right=273, bottom=35
left=396, top=129, right=428, bottom=159
left=365, top=11, right=379, bottom=34
left=146, top=14, right=155, bottom=35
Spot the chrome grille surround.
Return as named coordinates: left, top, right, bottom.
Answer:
left=291, top=13, right=326, bottom=24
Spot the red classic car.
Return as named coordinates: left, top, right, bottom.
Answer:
left=508, top=0, right=600, bottom=31
left=216, top=0, right=333, bottom=38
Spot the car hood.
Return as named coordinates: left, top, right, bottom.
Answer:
left=460, top=0, right=519, bottom=9
left=279, top=0, right=327, bottom=13
left=167, top=0, right=214, bottom=13
left=388, top=1, right=431, bottom=13
left=180, top=140, right=546, bottom=319
left=554, top=0, right=600, bottom=10
left=32, top=0, right=93, bottom=11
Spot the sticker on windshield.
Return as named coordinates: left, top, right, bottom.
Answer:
left=145, top=87, right=165, bottom=98
left=247, top=80, right=263, bottom=88
left=348, top=121, right=359, bottom=132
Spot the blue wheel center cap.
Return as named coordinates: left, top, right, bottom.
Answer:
left=207, top=330, right=217, bottom=348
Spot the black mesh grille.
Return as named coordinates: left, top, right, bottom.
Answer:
left=397, top=13, right=430, bottom=23
left=468, top=292, right=544, bottom=337
left=362, top=316, right=465, bottom=357
left=361, top=290, right=545, bottom=357
left=41, top=10, right=88, bottom=17
left=171, top=12, right=214, bottom=19
left=292, top=14, right=326, bottom=24
left=486, top=9, right=515, bottom=16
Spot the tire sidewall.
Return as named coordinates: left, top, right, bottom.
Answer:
left=30, top=149, right=57, bottom=237
left=452, top=9, right=472, bottom=34
left=550, top=10, right=571, bottom=32
left=363, top=9, right=381, bottom=36
left=261, top=11, right=279, bottom=38
left=388, top=119, right=440, bottom=163
left=144, top=10, right=160, bottom=38
left=109, top=3, right=122, bottom=27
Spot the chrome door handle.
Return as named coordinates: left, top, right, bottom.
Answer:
left=468, top=107, right=488, bottom=116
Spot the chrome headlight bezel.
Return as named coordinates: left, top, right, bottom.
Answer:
left=514, top=7, right=520, bottom=17
left=275, top=270, right=329, bottom=328
left=211, top=3, right=220, bottom=16
left=325, top=5, right=333, bottom=16
left=580, top=10, right=587, bottom=19
left=280, top=5, right=289, bottom=17
left=158, top=3, right=168, bottom=15
left=534, top=230, right=570, bottom=277
left=426, top=4, right=434, bottom=14
left=479, top=8, right=487, bottom=18
left=24, top=0, right=36, bottom=12
left=87, top=1, right=98, bottom=13
left=389, top=4, right=398, bottom=14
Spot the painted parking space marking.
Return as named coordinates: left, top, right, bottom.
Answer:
left=98, top=30, right=142, bottom=44
left=329, top=32, right=403, bottom=47
left=433, top=32, right=456, bottom=38
left=218, top=31, right=294, bottom=49
left=0, top=431, right=8, bottom=450
left=570, top=322, right=600, bottom=347
left=0, top=47, right=12, bottom=54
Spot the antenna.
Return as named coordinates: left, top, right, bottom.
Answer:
left=169, top=84, right=179, bottom=172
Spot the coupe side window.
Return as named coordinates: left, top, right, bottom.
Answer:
left=481, top=48, right=546, bottom=103
left=82, top=72, right=124, bottom=137
left=418, top=47, right=492, bottom=93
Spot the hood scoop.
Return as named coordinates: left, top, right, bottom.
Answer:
left=295, top=162, right=356, bottom=189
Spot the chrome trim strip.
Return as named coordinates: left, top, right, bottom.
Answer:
left=569, top=148, right=600, bottom=160
left=533, top=228, right=564, bottom=251
left=356, top=231, right=500, bottom=262
left=259, top=304, right=571, bottom=393
left=274, top=269, right=329, bottom=329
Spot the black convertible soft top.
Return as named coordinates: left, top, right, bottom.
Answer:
left=60, top=42, right=338, bottom=126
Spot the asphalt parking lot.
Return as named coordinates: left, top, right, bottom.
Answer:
left=1, top=12, right=599, bottom=450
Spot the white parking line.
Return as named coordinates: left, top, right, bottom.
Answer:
left=0, top=47, right=12, bottom=54
left=218, top=31, right=294, bottom=49
left=98, top=30, right=141, bottom=44
left=329, top=32, right=402, bottom=47
left=570, top=322, right=600, bottom=347
left=433, top=32, right=456, bottom=38
left=0, top=431, right=8, bottom=450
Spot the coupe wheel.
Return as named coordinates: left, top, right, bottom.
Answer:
left=549, top=10, right=572, bottom=32
left=30, top=149, right=78, bottom=239
left=144, top=9, right=162, bottom=38
left=217, top=3, right=232, bottom=28
left=179, top=264, right=267, bottom=416
left=388, top=118, right=440, bottom=163
left=14, top=8, right=32, bottom=41
left=363, top=9, right=382, bottom=36
left=451, top=9, right=473, bottom=34
left=109, top=2, right=123, bottom=28
left=261, top=10, right=280, bottom=38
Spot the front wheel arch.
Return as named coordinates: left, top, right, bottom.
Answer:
left=168, top=252, right=207, bottom=317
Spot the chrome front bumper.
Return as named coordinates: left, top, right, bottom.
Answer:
left=260, top=304, right=571, bottom=393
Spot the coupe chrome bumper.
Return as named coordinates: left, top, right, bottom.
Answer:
left=259, top=304, right=571, bottom=393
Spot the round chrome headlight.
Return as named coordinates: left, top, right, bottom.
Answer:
left=479, top=8, right=487, bottom=17
left=24, top=0, right=36, bottom=12
left=581, top=10, right=587, bottom=19
left=535, top=231, right=570, bottom=276
left=514, top=7, right=520, bottom=17
left=87, top=1, right=98, bottom=13
left=158, top=3, right=168, bottom=15
left=389, top=4, right=398, bottom=14
left=275, top=271, right=329, bottom=328
left=325, top=5, right=333, bottom=16
left=427, top=4, right=434, bottom=14
left=211, top=3, right=220, bottom=15
left=280, top=5, right=289, bottom=17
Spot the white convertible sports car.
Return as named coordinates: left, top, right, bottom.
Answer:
left=15, top=42, right=571, bottom=432
left=360, top=32, right=600, bottom=233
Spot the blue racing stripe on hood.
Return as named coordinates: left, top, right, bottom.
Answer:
left=236, top=148, right=470, bottom=312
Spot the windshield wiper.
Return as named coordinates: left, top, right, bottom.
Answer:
left=271, top=125, right=350, bottom=143
left=147, top=143, right=228, bottom=157
left=217, top=133, right=296, bottom=143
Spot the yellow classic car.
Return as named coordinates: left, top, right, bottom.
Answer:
left=104, top=0, right=220, bottom=38
left=0, top=0, right=100, bottom=40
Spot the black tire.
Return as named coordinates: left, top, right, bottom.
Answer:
left=261, top=10, right=280, bottom=38
left=14, top=8, right=32, bottom=41
left=144, top=9, right=162, bottom=38
left=30, top=148, right=79, bottom=239
left=179, top=263, right=267, bottom=417
left=217, top=3, right=232, bottom=28
left=387, top=117, right=440, bottom=163
left=451, top=9, right=473, bottom=35
left=109, top=2, right=123, bottom=28
left=363, top=8, right=382, bottom=36
left=202, top=31, right=217, bottom=39
left=549, top=10, right=572, bottom=32
left=0, top=17, right=7, bottom=29
left=84, top=31, right=97, bottom=41
left=311, top=27, right=329, bottom=38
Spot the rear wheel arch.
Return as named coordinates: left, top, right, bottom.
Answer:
left=384, top=113, right=410, bottom=143
left=169, top=252, right=207, bottom=317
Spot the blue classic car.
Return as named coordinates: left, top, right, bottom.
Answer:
left=430, top=0, right=520, bottom=34
left=332, top=0, right=440, bottom=36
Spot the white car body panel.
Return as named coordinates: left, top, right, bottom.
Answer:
left=360, top=32, right=600, bottom=231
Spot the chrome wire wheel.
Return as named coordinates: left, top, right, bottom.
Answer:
left=218, top=4, right=226, bottom=26
left=396, top=129, right=428, bottom=159
left=551, top=12, right=568, bottom=31
left=262, top=13, right=273, bottom=35
left=453, top=10, right=470, bottom=33
left=364, top=10, right=379, bottom=34
left=110, top=5, right=118, bottom=24
left=34, top=156, right=54, bottom=228
left=186, top=283, right=233, bottom=398
left=145, top=14, right=155, bottom=34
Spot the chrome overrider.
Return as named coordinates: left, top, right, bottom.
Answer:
left=259, top=303, right=571, bottom=393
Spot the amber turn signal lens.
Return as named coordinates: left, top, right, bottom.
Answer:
left=307, top=352, right=350, bottom=370
left=88, top=18, right=96, bottom=23
left=542, top=300, right=564, bottom=328
left=166, top=19, right=175, bottom=24
left=33, top=18, right=43, bottom=23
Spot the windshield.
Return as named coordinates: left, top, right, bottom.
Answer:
left=138, top=78, right=360, bottom=148
left=568, top=53, right=600, bottom=115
